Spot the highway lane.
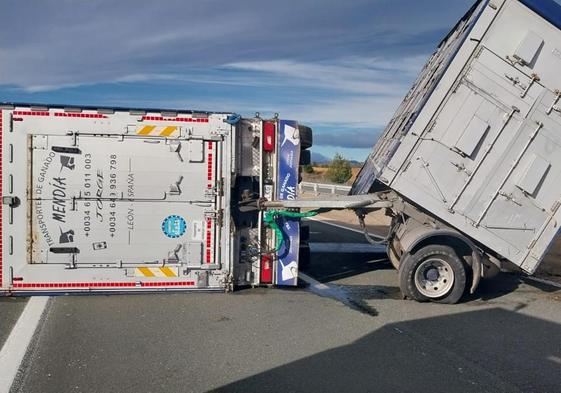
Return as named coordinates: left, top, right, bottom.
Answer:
left=5, top=219, right=561, bottom=393
left=0, top=298, right=28, bottom=349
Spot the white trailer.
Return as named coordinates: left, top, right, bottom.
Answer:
left=262, top=0, right=561, bottom=304
left=0, top=103, right=312, bottom=294
left=349, top=0, right=561, bottom=303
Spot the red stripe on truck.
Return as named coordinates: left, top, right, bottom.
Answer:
left=12, top=111, right=108, bottom=119
left=12, top=281, right=195, bottom=289
left=141, top=116, right=208, bottom=123
left=206, top=218, right=213, bottom=264
left=54, top=113, right=108, bottom=119
left=207, top=141, right=213, bottom=187
left=141, top=281, right=196, bottom=287
left=13, top=111, right=50, bottom=116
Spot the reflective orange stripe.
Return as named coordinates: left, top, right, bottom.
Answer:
left=160, top=267, right=176, bottom=277
left=138, top=267, right=155, bottom=277
left=159, top=126, right=177, bottom=137
left=137, top=125, right=156, bottom=135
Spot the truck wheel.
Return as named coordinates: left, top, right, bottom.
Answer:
left=299, top=243, right=311, bottom=269
left=299, top=149, right=311, bottom=166
left=398, top=244, right=466, bottom=304
left=298, top=125, right=313, bottom=149
left=300, top=225, right=310, bottom=242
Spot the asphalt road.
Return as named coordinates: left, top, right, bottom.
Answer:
left=5, top=220, right=561, bottom=393
left=0, top=298, right=28, bottom=349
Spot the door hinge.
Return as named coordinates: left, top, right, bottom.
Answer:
left=205, top=179, right=224, bottom=199
left=205, top=209, right=224, bottom=226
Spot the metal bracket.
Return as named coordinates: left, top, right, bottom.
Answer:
left=168, top=140, right=184, bottom=162
left=504, top=73, right=525, bottom=89
left=204, top=209, right=223, bottom=226
left=417, top=157, right=447, bottom=203
left=2, top=196, right=20, bottom=208
left=169, top=176, right=184, bottom=196
left=520, top=74, right=540, bottom=99
left=167, top=244, right=182, bottom=263
left=498, top=190, right=522, bottom=206
left=66, top=131, right=79, bottom=147
left=546, top=90, right=561, bottom=115
left=204, top=188, right=217, bottom=199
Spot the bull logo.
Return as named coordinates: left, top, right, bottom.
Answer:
left=60, top=155, right=75, bottom=171
left=59, top=228, right=75, bottom=244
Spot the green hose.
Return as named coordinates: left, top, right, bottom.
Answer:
left=263, top=210, right=319, bottom=252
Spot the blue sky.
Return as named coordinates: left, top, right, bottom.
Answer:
left=0, top=0, right=480, bottom=161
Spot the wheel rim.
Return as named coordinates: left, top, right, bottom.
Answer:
left=414, top=258, right=454, bottom=298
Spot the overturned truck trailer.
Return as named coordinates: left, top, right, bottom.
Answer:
left=0, top=103, right=313, bottom=295
left=350, top=0, right=561, bottom=302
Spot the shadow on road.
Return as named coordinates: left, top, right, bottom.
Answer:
left=303, top=250, right=560, bottom=304
left=302, top=252, right=392, bottom=284
left=467, top=273, right=561, bottom=303
left=213, top=308, right=561, bottom=393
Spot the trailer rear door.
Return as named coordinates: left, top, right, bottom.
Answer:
left=2, top=107, right=232, bottom=293
left=30, top=133, right=221, bottom=268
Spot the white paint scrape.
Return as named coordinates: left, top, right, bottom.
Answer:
left=0, top=296, right=49, bottom=393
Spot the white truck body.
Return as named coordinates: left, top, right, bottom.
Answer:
left=353, top=0, right=561, bottom=275
left=0, top=104, right=304, bottom=294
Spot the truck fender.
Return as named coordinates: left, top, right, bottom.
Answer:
left=400, top=227, right=483, bottom=294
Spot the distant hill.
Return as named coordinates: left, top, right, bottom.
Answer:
left=311, top=151, right=330, bottom=164
left=311, top=151, right=363, bottom=167
left=349, top=160, right=364, bottom=167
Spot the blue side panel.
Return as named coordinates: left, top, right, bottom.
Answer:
left=275, top=120, right=301, bottom=287
left=520, top=0, right=561, bottom=30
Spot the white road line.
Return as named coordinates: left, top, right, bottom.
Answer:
left=0, top=296, right=49, bottom=393
left=309, top=242, right=386, bottom=253
left=299, top=272, right=359, bottom=308
left=299, top=272, right=330, bottom=291
left=305, top=216, right=386, bottom=240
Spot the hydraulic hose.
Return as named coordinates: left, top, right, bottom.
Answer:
left=263, top=210, right=319, bottom=252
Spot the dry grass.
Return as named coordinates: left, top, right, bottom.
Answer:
left=302, top=166, right=361, bottom=185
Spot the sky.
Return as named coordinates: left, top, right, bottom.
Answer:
left=0, top=0, right=482, bottom=161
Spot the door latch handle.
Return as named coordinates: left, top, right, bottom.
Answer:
left=2, top=196, right=20, bottom=208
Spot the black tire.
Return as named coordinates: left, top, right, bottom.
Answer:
left=299, top=243, right=311, bottom=269
left=298, top=125, right=313, bottom=149
left=398, top=244, right=467, bottom=304
left=300, top=225, right=310, bottom=242
left=299, top=149, right=311, bottom=166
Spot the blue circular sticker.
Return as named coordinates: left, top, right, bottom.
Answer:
left=161, top=215, right=187, bottom=238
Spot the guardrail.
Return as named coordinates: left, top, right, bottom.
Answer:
left=299, top=182, right=352, bottom=196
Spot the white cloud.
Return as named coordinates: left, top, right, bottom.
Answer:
left=224, top=57, right=426, bottom=95
left=0, top=0, right=472, bottom=91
